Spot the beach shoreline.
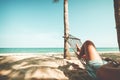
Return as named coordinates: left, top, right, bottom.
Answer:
left=0, top=52, right=119, bottom=58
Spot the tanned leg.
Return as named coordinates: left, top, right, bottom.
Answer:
left=76, top=40, right=102, bottom=61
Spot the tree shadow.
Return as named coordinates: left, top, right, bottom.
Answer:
left=0, top=56, right=94, bottom=80
left=58, top=61, right=93, bottom=80
left=0, top=56, right=60, bottom=80
left=0, top=75, right=9, bottom=80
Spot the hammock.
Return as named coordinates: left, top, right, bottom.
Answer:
left=67, top=34, right=96, bottom=79
left=67, top=34, right=82, bottom=53
left=67, top=34, right=120, bottom=66
left=66, top=34, right=120, bottom=80
left=67, top=34, right=87, bottom=65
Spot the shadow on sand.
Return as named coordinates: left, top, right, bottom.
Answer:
left=0, top=55, right=93, bottom=80
left=58, top=61, right=93, bottom=80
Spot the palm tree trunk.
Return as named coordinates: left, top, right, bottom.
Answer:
left=114, top=0, right=120, bottom=50
left=64, top=0, right=70, bottom=59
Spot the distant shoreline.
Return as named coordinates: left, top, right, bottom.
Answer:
left=0, top=51, right=119, bottom=56
left=0, top=47, right=119, bottom=53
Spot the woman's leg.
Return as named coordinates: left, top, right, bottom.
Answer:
left=77, top=40, right=107, bottom=79
left=77, top=40, right=102, bottom=61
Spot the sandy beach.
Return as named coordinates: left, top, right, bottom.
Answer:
left=0, top=52, right=120, bottom=80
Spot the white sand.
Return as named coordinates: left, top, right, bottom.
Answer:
left=0, top=54, right=93, bottom=80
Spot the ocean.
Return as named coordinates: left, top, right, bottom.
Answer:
left=0, top=47, right=119, bottom=54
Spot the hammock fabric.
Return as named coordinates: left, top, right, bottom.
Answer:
left=67, top=34, right=87, bottom=65
left=67, top=34, right=82, bottom=53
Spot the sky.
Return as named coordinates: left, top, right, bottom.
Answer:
left=0, top=0, right=118, bottom=48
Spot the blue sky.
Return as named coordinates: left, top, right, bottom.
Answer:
left=0, top=0, right=118, bottom=48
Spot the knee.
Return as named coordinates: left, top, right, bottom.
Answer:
left=85, top=40, right=93, bottom=44
left=84, top=40, right=95, bottom=47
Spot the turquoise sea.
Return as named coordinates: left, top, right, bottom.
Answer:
left=0, top=47, right=119, bottom=54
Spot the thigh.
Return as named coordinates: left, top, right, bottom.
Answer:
left=85, top=60, right=107, bottom=79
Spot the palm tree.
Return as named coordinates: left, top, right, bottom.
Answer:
left=114, top=0, right=120, bottom=50
left=63, top=0, right=70, bottom=59
left=54, top=0, right=70, bottom=59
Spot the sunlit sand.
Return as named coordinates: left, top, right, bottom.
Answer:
left=0, top=53, right=119, bottom=80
